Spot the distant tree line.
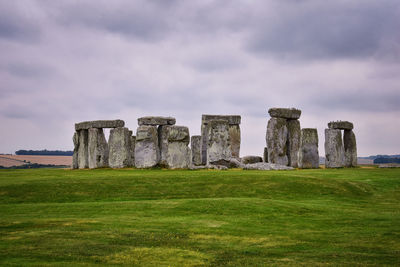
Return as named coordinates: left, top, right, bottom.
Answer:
left=373, top=157, right=400, bottom=164
left=15, top=150, right=73, bottom=156
left=0, top=163, right=70, bottom=169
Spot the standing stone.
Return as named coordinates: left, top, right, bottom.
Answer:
left=325, top=129, right=344, bottom=168
left=207, top=120, right=232, bottom=165
left=287, top=120, right=301, bottom=168
left=298, top=128, right=319, bottom=169
left=191, top=135, right=202, bottom=166
left=263, top=147, right=268, bottom=162
left=130, top=135, right=136, bottom=167
left=266, top=117, right=288, bottom=166
left=201, top=115, right=241, bottom=164
left=88, top=128, right=109, bottom=169
left=160, top=125, right=191, bottom=169
left=77, top=129, right=89, bottom=169
left=229, top=124, right=241, bottom=158
left=134, top=126, right=159, bottom=168
left=344, top=130, right=357, bottom=167
left=108, top=127, right=133, bottom=168
left=72, top=132, right=79, bottom=169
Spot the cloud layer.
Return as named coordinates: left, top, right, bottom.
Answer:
left=1, top=0, right=399, bottom=156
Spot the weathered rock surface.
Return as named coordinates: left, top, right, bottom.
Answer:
left=191, top=135, right=202, bottom=166
left=263, top=147, right=268, bottom=162
left=344, top=130, right=357, bottom=167
left=266, top=117, right=288, bottom=166
left=325, top=129, right=344, bottom=168
left=77, top=129, right=89, bottom=169
left=202, top=115, right=241, bottom=125
left=129, top=134, right=136, bottom=167
left=201, top=115, right=241, bottom=164
left=134, top=125, right=160, bottom=168
left=298, top=128, right=319, bottom=169
left=328, top=121, right=353, bottom=130
left=75, top=120, right=125, bottom=131
left=108, top=127, right=133, bottom=168
left=241, top=155, right=263, bottom=164
left=138, top=116, right=176, bottom=126
left=208, top=158, right=244, bottom=168
left=287, top=119, right=301, bottom=167
left=243, top=162, right=294, bottom=170
left=159, top=125, right=191, bottom=169
left=229, top=124, right=241, bottom=158
left=268, top=108, right=301, bottom=120
left=72, top=132, right=79, bottom=169
left=206, top=120, right=232, bottom=165
left=88, top=128, right=108, bottom=169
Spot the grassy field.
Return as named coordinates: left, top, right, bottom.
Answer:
left=0, top=167, right=399, bottom=266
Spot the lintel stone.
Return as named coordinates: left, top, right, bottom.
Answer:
left=75, top=120, right=125, bottom=130
left=138, top=116, right=176, bottom=126
left=328, top=121, right=354, bottom=130
left=268, top=108, right=301, bottom=119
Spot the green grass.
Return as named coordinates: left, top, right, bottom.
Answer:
left=0, top=167, right=399, bottom=266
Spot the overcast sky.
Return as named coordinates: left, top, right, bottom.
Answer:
left=1, top=0, right=399, bottom=157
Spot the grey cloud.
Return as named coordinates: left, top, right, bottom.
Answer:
left=247, top=1, right=400, bottom=61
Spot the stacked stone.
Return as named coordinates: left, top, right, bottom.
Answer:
left=135, top=116, right=191, bottom=168
left=73, top=120, right=125, bottom=169
left=266, top=108, right=301, bottom=167
left=298, top=128, right=319, bottom=169
left=201, top=115, right=241, bottom=165
left=325, top=121, right=357, bottom=168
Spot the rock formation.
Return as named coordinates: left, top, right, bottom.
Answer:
left=77, top=129, right=89, bottom=169
left=206, top=120, right=232, bottom=165
left=134, top=125, right=159, bottom=168
left=325, top=129, right=345, bottom=168
left=241, top=156, right=263, bottom=164
left=201, top=115, right=241, bottom=164
left=159, top=125, right=191, bottom=168
left=298, top=128, right=319, bottom=169
left=88, top=128, right=108, bottom=169
left=72, top=132, right=79, bottom=169
left=344, top=130, right=357, bottom=167
left=191, top=135, right=202, bottom=166
left=266, top=108, right=301, bottom=167
left=108, top=127, right=133, bottom=168
left=266, top=117, right=288, bottom=166
left=325, top=121, right=357, bottom=168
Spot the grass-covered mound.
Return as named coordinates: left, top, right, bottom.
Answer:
left=0, top=168, right=399, bottom=266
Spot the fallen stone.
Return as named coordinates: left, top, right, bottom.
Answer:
left=191, top=135, right=202, bottom=166
left=75, top=120, right=125, bottom=131
left=108, top=127, right=133, bottom=168
left=138, top=116, right=176, bottom=126
left=72, top=132, right=79, bottom=169
left=344, top=130, right=357, bottom=167
left=134, top=125, right=160, bottom=168
left=77, top=129, right=89, bottom=169
left=325, top=129, right=345, bottom=168
left=268, top=108, right=301, bottom=120
left=263, top=147, right=268, bottom=162
left=159, top=125, right=191, bottom=169
left=243, top=162, right=294, bottom=170
left=209, top=158, right=244, bottom=168
left=88, top=128, right=109, bottom=169
left=241, top=155, right=263, bottom=164
left=206, top=120, right=232, bottom=165
left=298, top=128, right=319, bottom=169
left=328, top=121, right=353, bottom=130
left=287, top=119, right=301, bottom=168
left=266, top=117, right=288, bottom=166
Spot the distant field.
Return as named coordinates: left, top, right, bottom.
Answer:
left=0, top=155, right=72, bottom=167
left=0, top=167, right=399, bottom=266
